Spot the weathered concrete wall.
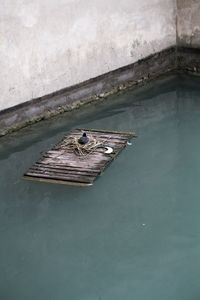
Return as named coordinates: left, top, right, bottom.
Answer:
left=0, top=0, right=176, bottom=111
left=177, top=0, right=200, bottom=47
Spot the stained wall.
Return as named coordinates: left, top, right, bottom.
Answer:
left=0, top=0, right=176, bottom=111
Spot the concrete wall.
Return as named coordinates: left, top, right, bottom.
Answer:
left=177, top=0, right=200, bottom=47
left=0, top=0, right=176, bottom=112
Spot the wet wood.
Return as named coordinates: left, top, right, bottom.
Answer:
left=24, top=128, right=136, bottom=186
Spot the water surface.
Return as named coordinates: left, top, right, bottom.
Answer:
left=0, top=75, right=200, bottom=300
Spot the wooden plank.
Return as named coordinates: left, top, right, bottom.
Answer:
left=30, top=165, right=99, bottom=178
left=37, top=160, right=101, bottom=173
left=24, top=128, right=136, bottom=186
left=67, top=132, right=132, bottom=140
left=35, top=162, right=100, bottom=175
left=24, top=176, right=92, bottom=187
left=76, top=128, right=137, bottom=137
left=26, top=170, right=95, bottom=184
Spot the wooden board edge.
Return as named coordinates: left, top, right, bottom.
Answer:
left=74, top=128, right=137, bottom=138
left=23, top=175, right=93, bottom=187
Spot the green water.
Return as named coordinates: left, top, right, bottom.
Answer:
left=1, top=74, right=200, bottom=300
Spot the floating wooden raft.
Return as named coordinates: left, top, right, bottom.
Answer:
left=24, top=129, right=136, bottom=186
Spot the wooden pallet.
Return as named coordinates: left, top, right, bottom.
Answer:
left=24, top=128, right=136, bottom=186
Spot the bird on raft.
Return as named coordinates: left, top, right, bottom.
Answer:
left=78, top=132, right=89, bottom=145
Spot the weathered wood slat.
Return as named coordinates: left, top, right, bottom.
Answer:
left=76, top=128, right=137, bottom=137
left=64, top=133, right=131, bottom=141
left=33, top=164, right=100, bottom=176
left=26, top=173, right=92, bottom=184
left=25, top=176, right=92, bottom=187
left=24, top=128, right=136, bottom=186
left=37, top=160, right=101, bottom=172
left=26, top=170, right=95, bottom=183
left=35, top=162, right=100, bottom=174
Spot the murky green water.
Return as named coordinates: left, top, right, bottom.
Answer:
left=1, top=74, right=200, bottom=300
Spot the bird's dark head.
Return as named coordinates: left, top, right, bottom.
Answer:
left=82, top=132, right=87, bottom=137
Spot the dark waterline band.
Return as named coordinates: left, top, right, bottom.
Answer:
left=1, top=46, right=200, bottom=137
left=0, top=47, right=176, bottom=137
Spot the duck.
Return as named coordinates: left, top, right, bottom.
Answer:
left=78, top=132, right=89, bottom=145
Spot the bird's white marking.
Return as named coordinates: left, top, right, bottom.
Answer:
left=127, top=142, right=132, bottom=146
left=105, top=147, right=113, bottom=154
